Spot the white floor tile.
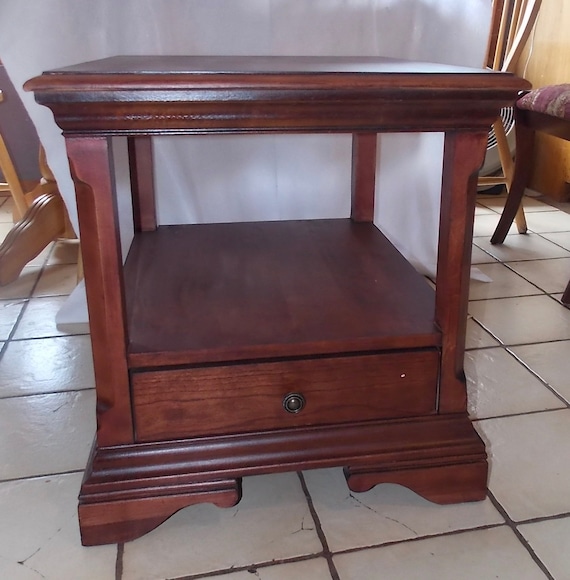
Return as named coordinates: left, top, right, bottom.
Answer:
left=465, top=317, right=501, bottom=349
left=476, top=193, right=507, bottom=211
left=520, top=198, right=561, bottom=212
left=469, top=295, right=570, bottom=345
left=46, top=240, right=80, bottom=265
left=507, top=257, right=570, bottom=295
left=0, top=473, right=116, bottom=580
left=122, top=472, right=323, bottom=580
left=0, top=199, right=15, bottom=223
left=468, top=263, right=541, bottom=300
left=477, top=410, right=570, bottom=521
left=526, top=211, right=570, bottom=233
left=510, top=341, right=570, bottom=403
left=474, top=232, right=570, bottom=262
left=303, top=468, right=502, bottom=553
left=0, top=299, right=25, bottom=341
left=12, top=296, right=86, bottom=339
left=0, top=336, right=95, bottom=398
left=0, top=222, right=12, bottom=239
left=26, top=244, right=53, bottom=268
left=476, top=194, right=553, bottom=214
left=0, top=267, right=40, bottom=300
left=473, top=214, right=516, bottom=238
left=0, top=559, right=42, bottom=580
left=465, top=347, right=564, bottom=419
left=475, top=203, right=498, bottom=216
left=333, top=526, right=545, bottom=580
left=0, top=390, right=95, bottom=480
left=33, top=265, right=79, bottom=298
left=541, top=231, right=570, bottom=251
left=471, top=244, right=496, bottom=265
left=518, top=516, right=570, bottom=580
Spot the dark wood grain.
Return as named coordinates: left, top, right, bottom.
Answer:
left=132, top=350, right=439, bottom=441
left=78, top=413, right=486, bottom=544
left=128, top=136, right=156, bottom=232
left=66, top=136, right=133, bottom=445
left=436, top=131, right=489, bottom=413
left=25, top=55, right=528, bottom=136
left=124, top=220, right=438, bottom=367
left=25, top=55, right=529, bottom=545
left=351, top=133, right=377, bottom=222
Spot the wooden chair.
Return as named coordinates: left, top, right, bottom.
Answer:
left=478, top=0, right=542, bottom=233
left=490, top=84, right=570, bottom=303
left=0, top=89, right=76, bottom=285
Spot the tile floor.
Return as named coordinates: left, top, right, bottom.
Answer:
left=1, top=190, right=570, bottom=579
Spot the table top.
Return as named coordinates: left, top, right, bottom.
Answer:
left=24, top=55, right=530, bottom=135
left=43, top=55, right=492, bottom=76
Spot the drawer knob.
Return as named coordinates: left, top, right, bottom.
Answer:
left=283, top=392, right=306, bottom=414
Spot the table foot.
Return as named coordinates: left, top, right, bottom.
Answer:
left=344, top=460, right=488, bottom=504
left=79, top=479, right=241, bottom=546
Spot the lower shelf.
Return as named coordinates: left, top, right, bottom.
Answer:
left=78, top=413, right=488, bottom=545
left=123, top=218, right=440, bottom=368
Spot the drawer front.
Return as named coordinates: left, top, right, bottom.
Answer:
left=132, top=350, right=439, bottom=442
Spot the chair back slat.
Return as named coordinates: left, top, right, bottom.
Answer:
left=487, top=0, right=541, bottom=73
left=502, top=0, right=541, bottom=73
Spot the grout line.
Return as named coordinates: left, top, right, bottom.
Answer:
left=297, top=471, right=341, bottom=580
left=0, top=468, right=86, bottom=485
left=330, top=521, right=505, bottom=558
left=0, top=386, right=95, bottom=402
left=9, top=332, right=91, bottom=342
left=505, top=348, right=570, bottom=408
left=0, top=247, right=56, bottom=362
left=153, top=472, right=336, bottom=580
left=487, top=491, right=556, bottom=580
left=165, top=554, right=330, bottom=580
left=514, top=510, right=570, bottom=526
left=471, top=407, right=569, bottom=423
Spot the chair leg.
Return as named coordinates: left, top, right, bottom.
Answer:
left=490, top=118, right=535, bottom=244
left=514, top=203, right=528, bottom=234
left=562, top=280, right=570, bottom=305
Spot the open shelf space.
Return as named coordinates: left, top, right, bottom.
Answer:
left=124, top=218, right=439, bottom=368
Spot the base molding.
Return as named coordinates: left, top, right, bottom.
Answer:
left=345, top=460, right=488, bottom=504
left=79, top=414, right=487, bottom=545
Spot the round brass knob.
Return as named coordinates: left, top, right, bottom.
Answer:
left=282, top=392, right=305, bottom=414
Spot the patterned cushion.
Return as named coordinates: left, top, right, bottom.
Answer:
left=517, top=84, right=570, bottom=120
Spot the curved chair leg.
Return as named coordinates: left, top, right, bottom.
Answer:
left=491, top=116, right=535, bottom=244
left=0, top=192, right=65, bottom=285
left=514, top=203, right=528, bottom=234
left=562, top=281, right=570, bottom=305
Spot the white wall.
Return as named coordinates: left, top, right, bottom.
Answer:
left=0, top=0, right=491, bottom=287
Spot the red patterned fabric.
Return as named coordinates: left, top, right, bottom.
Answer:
left=517, top=84, right=570, bottom=120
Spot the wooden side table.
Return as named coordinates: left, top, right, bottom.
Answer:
left=26, top=56, right=528, bottom=546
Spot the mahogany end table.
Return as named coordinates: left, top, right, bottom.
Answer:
left=26, top=56, right=528, bottom=545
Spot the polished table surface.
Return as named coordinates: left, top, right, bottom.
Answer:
left=26, top=55, right=527, bottom=135
left=45, top=54, right=492, bottom=74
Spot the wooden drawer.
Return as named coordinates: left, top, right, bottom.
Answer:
left=132, top=350, right=439, bottom=442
